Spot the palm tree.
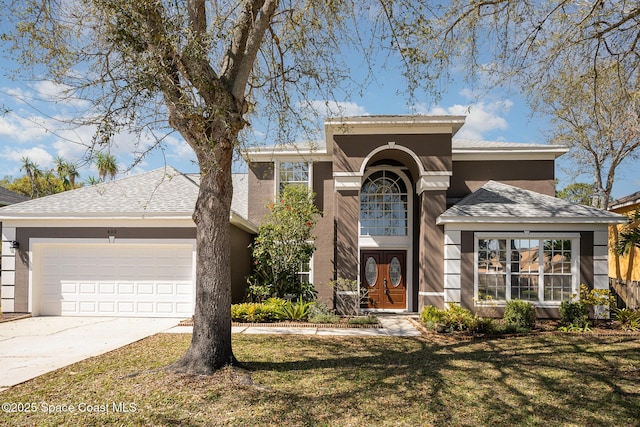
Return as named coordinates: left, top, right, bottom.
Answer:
left=20, top=156, right=41, bottom=198
left=41, top=169, right=57, bottom=196
left=54, top=156, right=70, bottom=190
left=53, top=156, right=81, bottom=190
left=616, top=210, right=640, bottom=255
left=66, top=162, right=79, bottom=188
left=95, top=153, right=117, bottom=182
left=85, top=176, right=99, bottom=185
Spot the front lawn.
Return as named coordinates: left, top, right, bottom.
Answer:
left=1, top=334, right=638, bottom=426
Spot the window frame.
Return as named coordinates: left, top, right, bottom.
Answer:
left=473, top=232, right=580, bottom=307
left=296, top=253, right=313, bottom=286
left=359, top=169, right=409, bottom=237
left=276, top=160, right=312, bottom=195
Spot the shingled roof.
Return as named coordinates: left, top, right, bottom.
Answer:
left=609, top=190, right=640, bottom=211
left=0, top=167, right=254, bottom=231
left=438, top=180, right=625, bottom=224
left=0, top=186, right=28, bottom=206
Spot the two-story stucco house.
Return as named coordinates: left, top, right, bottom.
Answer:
left=0, top=115, right=625, bottom=318
left=245, top=115, right=625, bottom=317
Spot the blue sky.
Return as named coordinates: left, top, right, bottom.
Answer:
left=0, top=49, right=637, bottom=200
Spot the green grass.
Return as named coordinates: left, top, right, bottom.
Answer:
left=1, top=334, right=639, bottom=426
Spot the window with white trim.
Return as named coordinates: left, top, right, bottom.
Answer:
left=297, top=258, right=312, bottom=285
left=476, top=236, right=577, bottom=304
left=360, top=170, right=408, bottom=236
left=278, top=161, right=309, bottom=193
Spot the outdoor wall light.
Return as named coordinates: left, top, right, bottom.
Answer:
left=108, top=235, right=116, bottom=244
left=10, top=240, right=19, bottom=249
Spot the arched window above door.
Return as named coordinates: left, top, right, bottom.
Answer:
left=360, top=170, right=408, bottom=236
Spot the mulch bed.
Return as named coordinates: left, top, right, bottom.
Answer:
left=0, top=312, right=31, bottom=323
left=408, top=317, right=640, bottom=340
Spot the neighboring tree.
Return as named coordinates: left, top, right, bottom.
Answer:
left=20, top=156, right=41, bottom=198
left=94, top=153, right=118, bottom=182
left=5, top=175, right=39, bottom=198
left=6, top=174, right=67, bottom=198
left=12, top=156, right=82, bottom=198
left=4, top=0, right=439, bottom=374
left=41, top=169, right=58, bottom=195
left=423, top=1, right=639, bottom=99
left=615, top=210, right=640, bottom=256
left=557, top=183, right=598, bottom=206
left=413, top=1, right=640, bottom=208
left=85, top=176, right=99, bottom=186
left=537, top=64, right=640, bottom=209
left=249, top=185, right=321, bottom=301
left=54, top=156, right=81, bottom=190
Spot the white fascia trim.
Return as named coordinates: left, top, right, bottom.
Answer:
left=333, top=171, right=361, bottom=177
left=230, top=211, right=258, bottom=234
left=334, top=174, right=362, bottom=192
left=609, top=199, right=640, bottom=211
left=417, top=173, right=452, bottom=194
left=244, top=147, right=330, bottom=163
left=0, top=213, right=194, bottom=220
left=422, top=171, right=454, bottom=175
left=325, top=116, right=465, bottom=134
left=436, top=216, right=627, bottom=225
left=2, top=218, right=196, bottom=228
left=246, top=153, right=332, bottom=163
left=452, top=148, right=569, bottom=161
left=475, top=232, right=582, bottom=239
left=325, top=116, right=466, bottom=154
left=444, top=223, right=611, bottom=233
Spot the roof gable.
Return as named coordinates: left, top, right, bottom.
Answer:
left=438, top=180, right=625, bottom=224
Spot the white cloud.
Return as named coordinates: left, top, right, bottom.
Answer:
left=52, top=131, right=93, bottom=160
left=306, top=100, right=368, bottom=118
left=1, top=80, right=90, bottom=115
left=4, top=86, right=28, bottom=99
left=459, top=88, right=480, bottom=100
left=0, top=113, right=50, bottom=143
left=165, top=134, right=196, bottom=162
left=32, top=80, right=91, bottom=109
left=417, top=99, right=513, bottom=140
left=1, top=146, right=55, bottom=176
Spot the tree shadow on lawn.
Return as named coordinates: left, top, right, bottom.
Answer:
left=235, top=335, right=640, bottom=426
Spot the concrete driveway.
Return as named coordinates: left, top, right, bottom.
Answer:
left=0, top=317, right=181, bottom=391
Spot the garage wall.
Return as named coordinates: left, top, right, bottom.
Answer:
left=35, top=242, right=195, bottom=317
left=13, top=227, right=196, bottom=313
left=7, top=225, right=254, bottom=313
left=230, top=225, right=253, bottom=303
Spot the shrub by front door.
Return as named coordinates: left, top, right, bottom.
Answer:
left=361, top=250, right=406, bottom=309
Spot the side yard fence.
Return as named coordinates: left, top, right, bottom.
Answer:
left=610, top=278, right=640, bottom=310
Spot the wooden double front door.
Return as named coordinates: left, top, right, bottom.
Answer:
left=360, top=250, right=407, bottom=309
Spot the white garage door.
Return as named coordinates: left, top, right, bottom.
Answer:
left=36, top=243, right=194, bottom=317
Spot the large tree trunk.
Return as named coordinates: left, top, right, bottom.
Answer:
left=170, top=131, right=237, bottom=374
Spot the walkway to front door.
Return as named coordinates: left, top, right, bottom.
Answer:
left=361, top=250, right=407, bottom=309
